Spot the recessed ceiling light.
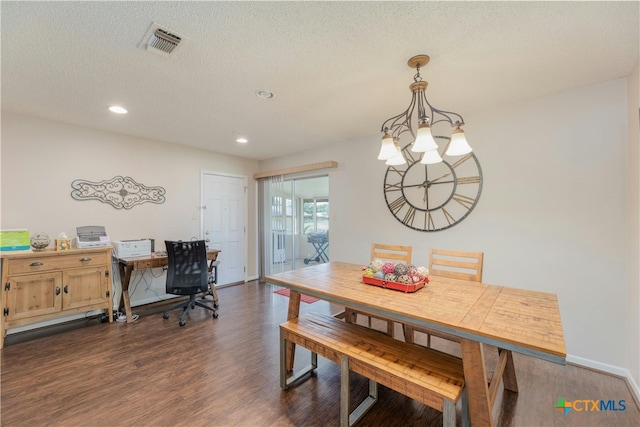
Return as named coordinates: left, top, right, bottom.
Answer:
left=108, top=106, right=128, bottom=114
left=236, top=137, right=248, bottom=144
left=256, top=89, right=275, bottom=100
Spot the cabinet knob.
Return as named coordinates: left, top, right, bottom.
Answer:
left=29, top=262, right=44, bottom=267
left=79, top=257, right=91, bottom=262
left=56, top=287, right=61, bottom=295
left=64, top=285, right=68, bottom=294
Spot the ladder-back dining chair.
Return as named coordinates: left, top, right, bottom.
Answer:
left=344, top=243, right=412, bottom=336
left=405, top=248, right=483, bottom=346
left=407, top=248, right=518, bottom=404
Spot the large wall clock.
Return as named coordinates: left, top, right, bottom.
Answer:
left=383, top=143, right=483, bottom=232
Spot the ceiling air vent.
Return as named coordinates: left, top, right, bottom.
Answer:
left=139, top=23, right=184, bottom=56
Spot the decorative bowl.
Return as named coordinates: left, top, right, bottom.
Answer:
left=30, top=232, right=50, bottom=251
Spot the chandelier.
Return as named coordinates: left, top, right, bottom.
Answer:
left=377, top=55, right=472, bottom=165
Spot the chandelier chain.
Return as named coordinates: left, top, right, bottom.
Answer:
left=413, top=64, right=423, bottom=83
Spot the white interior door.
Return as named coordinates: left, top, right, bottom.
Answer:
left=202, top=172, right=246, bottom=286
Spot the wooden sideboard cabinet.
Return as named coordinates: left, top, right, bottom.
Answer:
left=0, top=247, right=113, bottom=348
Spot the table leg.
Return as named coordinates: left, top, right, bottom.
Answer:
left=460, top=339, right=493, bottom=427
left=285, top=290, right=302, bottom=372
left=118, top=263, right=135, bottom=324
left=501, top=349, right=519, bottom=392
left=207, top=260, right=220, bottom=302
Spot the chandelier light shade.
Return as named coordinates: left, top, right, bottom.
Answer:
left=445, top=125, right=472, bottom=156
left=378, top=54, right=472, bottom=164
left=419, top=147, right=443, bottom=164
left=385, top=140, right=407, bottom=166
left=411, top=119, right=438, bottom=152
left=377, top=131, right=400, bottom=160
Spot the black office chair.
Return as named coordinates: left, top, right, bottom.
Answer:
left=162, top=240, right=219, bottom=326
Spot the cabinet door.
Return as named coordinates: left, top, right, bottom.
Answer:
left=62, top=267, right=108, bottom=311
left=5, top=272, right=63, bottom=321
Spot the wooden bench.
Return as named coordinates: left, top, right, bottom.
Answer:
left=280, top=313, right=468, bottom=427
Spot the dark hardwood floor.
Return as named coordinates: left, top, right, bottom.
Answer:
left=1, top=280, right=639, bottom=427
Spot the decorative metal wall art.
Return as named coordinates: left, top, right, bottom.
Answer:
left=71, top=176, right=166, bottom=209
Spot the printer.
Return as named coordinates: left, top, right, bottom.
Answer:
left=73, top=226, right=111, bottom=248
left=113, top=239, right=152, bottom=258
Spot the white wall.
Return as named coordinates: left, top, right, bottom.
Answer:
left=1, top=113, right=259, bottom=311
left=260, top=78, right=632, bottom=373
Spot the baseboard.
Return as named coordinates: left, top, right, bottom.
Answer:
left=567, top=354, right=640, bottom=404
left=7, top=309, right=106, bottom=335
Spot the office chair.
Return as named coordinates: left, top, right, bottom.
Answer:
left=162, top=240, right=219, bottom=326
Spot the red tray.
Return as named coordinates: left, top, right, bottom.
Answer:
left=362, top=276, right=427, bottom=293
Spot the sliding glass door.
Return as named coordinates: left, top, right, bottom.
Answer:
left=260, top=175, right=329, bottom=277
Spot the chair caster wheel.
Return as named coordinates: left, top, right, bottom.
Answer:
left=163, top=313, right=169, bottom=319
left=212, top=312, right=219, bottom=319
left=179, top=320, right=186, bottom=327
left=214, top=302, right=219, bottom=309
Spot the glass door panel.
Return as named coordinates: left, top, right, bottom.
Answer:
left=263, top=175, right=329, bottom=275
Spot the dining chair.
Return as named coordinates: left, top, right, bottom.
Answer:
left=344, top=243, right=413, bottom=336
left=404, top=248, right=483, bottom=347
left=408, top=248, right=518, bottom=403
left=162, top=240, right=219, bottom=327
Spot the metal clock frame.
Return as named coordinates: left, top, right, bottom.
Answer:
left=383, top=141, right=483, bottom=232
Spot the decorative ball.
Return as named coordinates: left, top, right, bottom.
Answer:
left=363, top=268, right=376, bottom=278
left=369, top=259, right=384, bottom=272
left=397, top=274, right=412, bottom=284
left=394, top=263, right=408, bottom=276
left=30, top=232, right=50, bottom=251
left=384, top=273, right=397, bottom=282
left=417, top=266, right=429, bottom=277
left=374, top=271, right=385, bottom=279
left=382, top=262, right=395, bottom=274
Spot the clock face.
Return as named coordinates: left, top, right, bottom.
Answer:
left=383, top=144, right=483, bottom=232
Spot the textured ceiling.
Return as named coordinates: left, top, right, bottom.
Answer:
left=2, top=1, right=638, bottom=161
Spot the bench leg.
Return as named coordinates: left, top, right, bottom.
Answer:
left=340, top=356, right=349, bottom=427
left=443, top=400, right=456, bottom=427
left=340, top=355, right=378, bottom=427
left=280, top=330, right=317, bottom=390
left=460, top=388, right=470, bottom=427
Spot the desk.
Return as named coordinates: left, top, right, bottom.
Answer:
left=266, top=261, right=566, bottom=427
left=116, top=249, right=220, bottom=324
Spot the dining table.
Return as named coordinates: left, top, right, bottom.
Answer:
left=266, top=261, right=567, bottom=427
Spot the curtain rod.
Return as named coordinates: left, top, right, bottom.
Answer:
left=253, top=161, right=338, bottom=180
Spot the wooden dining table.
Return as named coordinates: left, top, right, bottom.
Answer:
left=266, top=261, right=567, bottom=427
